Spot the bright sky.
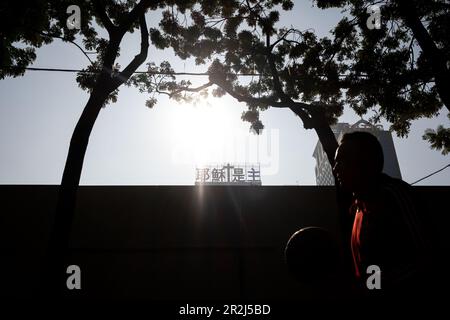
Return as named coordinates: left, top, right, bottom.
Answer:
left=1, top=1, right=449, bottom=186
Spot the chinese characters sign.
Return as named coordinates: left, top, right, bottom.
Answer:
left=195, top=164, right=262, bottom=185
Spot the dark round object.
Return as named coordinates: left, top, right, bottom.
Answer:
left=285, top=226, right=339, bottom=283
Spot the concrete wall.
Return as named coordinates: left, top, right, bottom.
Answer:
left=0, top=185, right=448, bottom=300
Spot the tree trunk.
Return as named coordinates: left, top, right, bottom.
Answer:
left=43, top=88, right=109, bottom=295
left=305, top=114, right=354, bottom=280
left=40, top=9, right=149, bottom=295
left=313, top=124, right=339, bottom=168
left=397, top=0, right=450, bottom=112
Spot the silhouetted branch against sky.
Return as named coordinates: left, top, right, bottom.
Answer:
left=128, top=0, right=449, bottom=154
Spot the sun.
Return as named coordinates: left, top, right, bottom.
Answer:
left=169, top=96, right=236, bottom=167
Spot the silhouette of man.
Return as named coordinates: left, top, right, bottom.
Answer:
left=333, top=132, right=434, bottom=298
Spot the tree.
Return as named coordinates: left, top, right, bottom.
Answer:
left=314, top=0, right=450, bottom=152
left=0, top=0, right=52, bottom=78
left=46, top=0, right=153, bottom=295
left=136, top=0, right=450, bottom=155
left=135, top=0, right=356, bottom=281
left=1, top=0, right=191, bottom=294
left=134, top=0, right=447, bottom=285
left=136, top=0, right=343, bottom=166
left=1, top=0, right=446, bottom=293
left=2, top=0, right=348, bottom=294
left=423, top=114, right=450, bottom=155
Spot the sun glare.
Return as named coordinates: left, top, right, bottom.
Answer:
left=170, top=96, right=238, bottom=167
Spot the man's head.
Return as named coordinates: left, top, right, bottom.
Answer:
left=333, top=131, right=384, bottom=193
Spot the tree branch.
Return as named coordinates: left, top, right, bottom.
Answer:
left=93, top=0, right=117, bottom=35
left=113, top=14, right=149, bottom=88
left=40, top=32, right=95, bottom=65
left=210, top=75, right=313, bottom=123
left=323, top=19, right=358, bottom=71
left=118, top=0, right=155, bottom=34
left=270, top=28, right=302, bottom=50
left=210, top=75, right=337, bottom=163
left=169, top=81, right=213, bottom=98
left=264, top=32, right=292, bottom=104
left=397, top=0, right=450, bottom=111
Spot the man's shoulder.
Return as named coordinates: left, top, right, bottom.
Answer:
left=377, top=175, right=434, bottom=251
left=379, top=173, right=412, bottom=195
left=377, top=173, right=416, bottom=211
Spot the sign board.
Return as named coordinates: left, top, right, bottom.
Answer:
left=195, top=163, right=262, bottom=186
